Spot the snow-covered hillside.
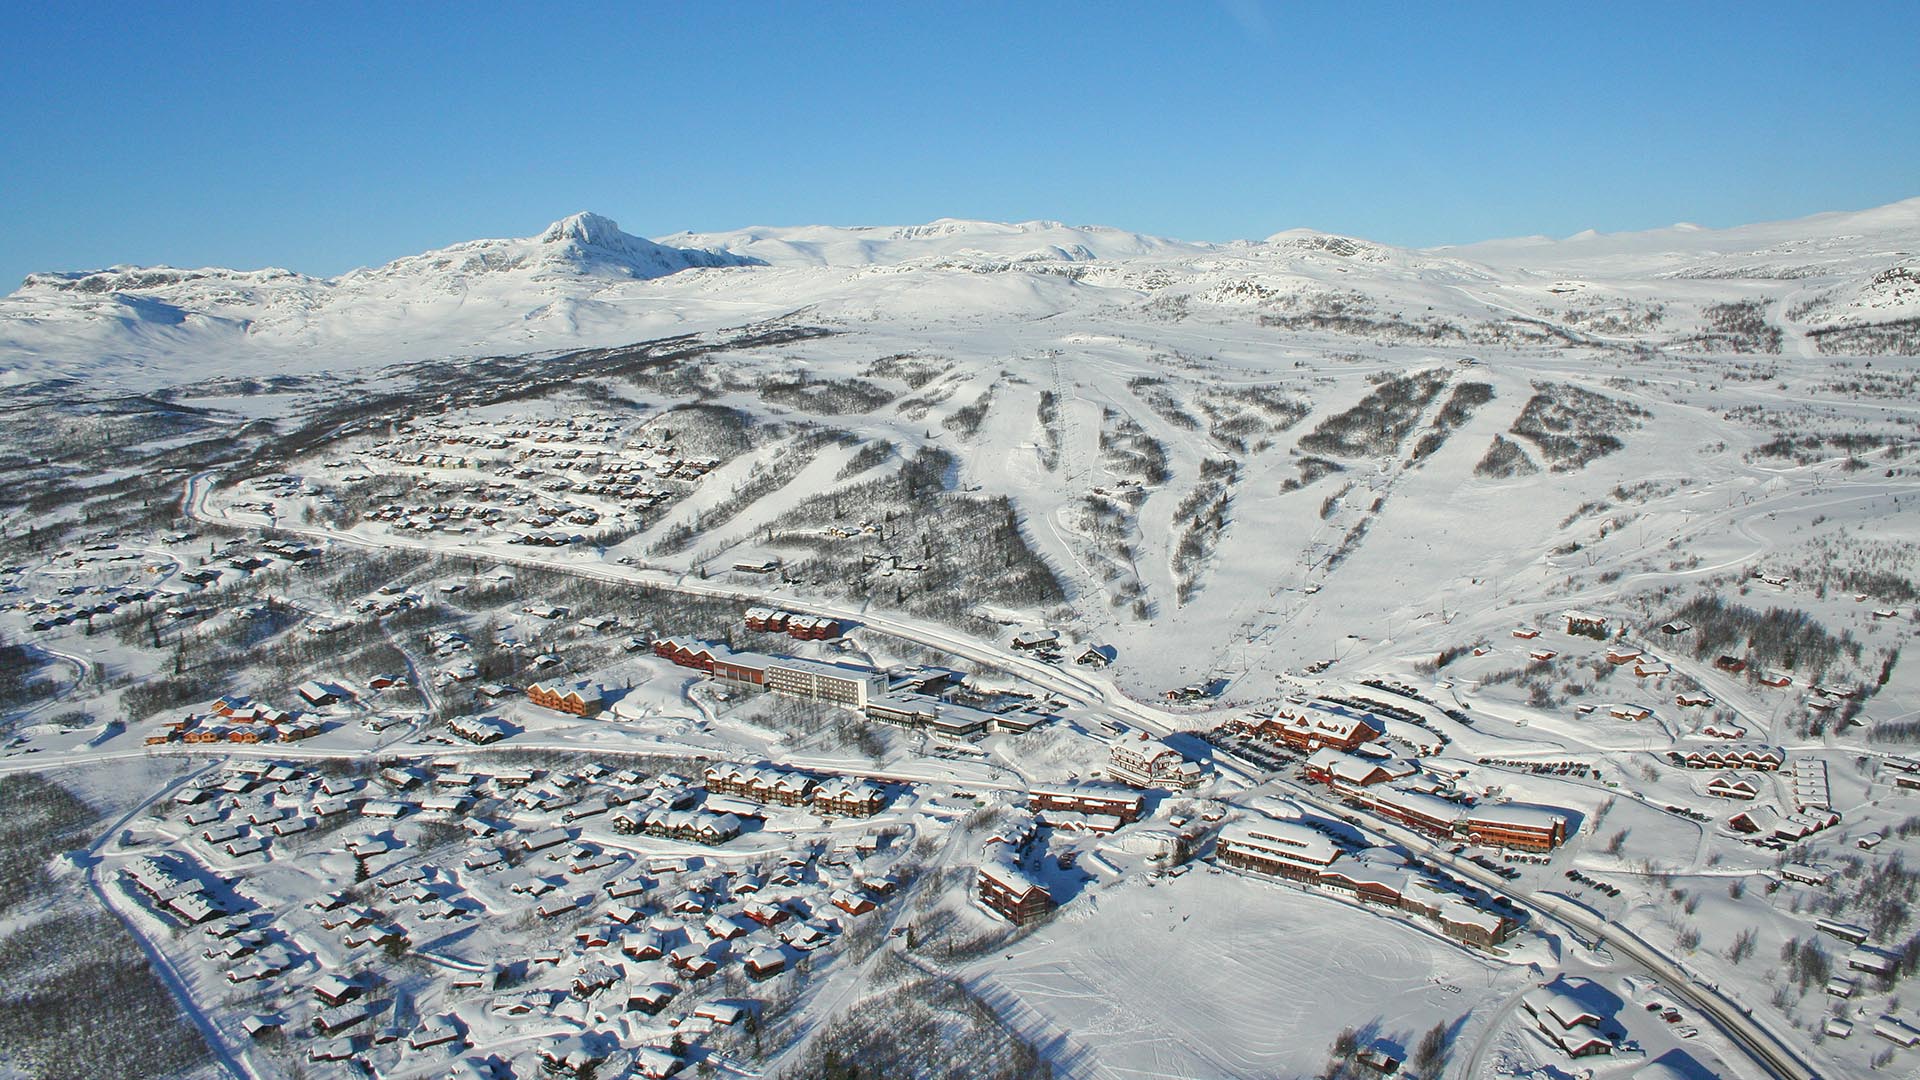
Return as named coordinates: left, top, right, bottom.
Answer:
left=5, top=200, right=1919, bottom=387
left=0, top=213, right=765, bottom=385
left=1449, top=197, right=1920, bottom=282
left=669, top=217, right=1216, bottom=267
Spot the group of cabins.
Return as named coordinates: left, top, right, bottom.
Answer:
left=447, top=714, right=515, bottom=744
left=1007, top=629, right=1116, bottom=669
left=284, top=783, right=881, bottom=1071
left=384, top=791, right=885, bottom=1049
left=535, top=1039, right=687, bottom=1080
left=743, top=607, right=842, bottom=640
left=1728, top=804, right=1840, bottom=842
left=351, top=892, right=782, bottom=1067
left=1216, top=816, right=1515, bottom=948
left=165, top=758, right=489, bottom=874
left=974, top=784, right=1208, bottom=927
left=1709, top=756, right=1829, bottom=817
left=349, top=411, right=710, bottom=537
left=1791, top=758, right=1832, bottom=811
left=587, top=762, right=896, bottom=852
left=367, top=498, right=518, bottom=533
left=702, top=763, right=889, bottom=817
left=613, top=807, right=744, bottom=846
left=275, top=754, right=893, bottom=859
left=368, top=495, right=573, bottom=543
left=527, top=679, right=605, bottom=717
left=123, top=855, right=231, bottom=925
left=134, top=738, right=893, bottom=1075
left=1301, top=745, right=1570, bottom=851
left=1705, top=773, right=1764, bottom=800
left=1671, top=743, right=1786, bottom=771
left=19, top=582, right=163, bottom=631
left=974, top=780, right=1181, bottom=923
left=146, top=694, right=325, bottom=746
left=521, top=849, right=888, bottom=993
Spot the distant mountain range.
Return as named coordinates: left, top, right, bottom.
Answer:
left=4, top=198, right=1916, bottom=387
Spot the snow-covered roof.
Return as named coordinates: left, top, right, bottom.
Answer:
left=313, top=973, right=358, bottom=999
left=1849, top=946, right=1899, bottom=974
left=763, top=655, right=884, bottom=682
left=1464, top=803, right=1567, bottom=830
left=1265, top=701, right=1386, bottom=741
left=1029, top=780, right=1142, bottom=801
left=1319, top=865, right=1409, bottom=894
left=978, top=858, right=1047, bottom=897
left=1355, top=784, right=1467, bottom=827
left=1307, top=747, right=1415, bottom=784
left=1219, top=816, right=1340, bottom=866
left=1522, top=982, right=1606, bottom=1030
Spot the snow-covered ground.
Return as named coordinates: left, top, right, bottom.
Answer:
left=1, top=200, right=1917, bottom=1079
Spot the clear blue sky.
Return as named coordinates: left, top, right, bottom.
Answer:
left=3, top=1, right=1916, bottom=285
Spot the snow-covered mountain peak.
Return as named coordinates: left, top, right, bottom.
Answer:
left=531, top=211, right=750, bottom=275
left=340, top=213, right=762, bottom=287
left=1242, top=229, right=1487, bottom=282
left=1258, top=229, right=1395, bottom=260
left=503, top=211, right=759, bottom=278
left=539, top=211, right=630, bottom=248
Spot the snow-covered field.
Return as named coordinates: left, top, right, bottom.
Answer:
left=975, top=867, right=1526, bottom=1080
